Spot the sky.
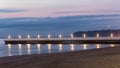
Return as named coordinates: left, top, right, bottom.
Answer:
left=0, top=0, right=120, bottom=18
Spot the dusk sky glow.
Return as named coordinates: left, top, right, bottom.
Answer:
left=0, top=0, right=120, bottom=18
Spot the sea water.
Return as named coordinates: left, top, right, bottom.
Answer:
left=0, top=14, right=120, bottom=57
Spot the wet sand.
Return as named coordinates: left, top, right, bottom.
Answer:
left=0, top=46, right=120, bottom=68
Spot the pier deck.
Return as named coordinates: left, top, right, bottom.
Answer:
left=5, top=37, right=120, bottom=44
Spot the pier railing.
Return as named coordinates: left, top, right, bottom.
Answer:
left=5, top=37, right=120, bottom=41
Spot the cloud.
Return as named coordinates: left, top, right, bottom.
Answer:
left=54, top=10, right=120, bottom=14
left=54, top=11, right=87, bottom=14
left=0, top=14, right=120, bottom=37
left=0, top=9, right=25, bottom=13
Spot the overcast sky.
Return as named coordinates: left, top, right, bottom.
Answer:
left=0, top=0, right=120, bottom=18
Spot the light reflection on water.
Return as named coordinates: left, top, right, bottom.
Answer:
left=47, top=44, right=51, bottom=53
left=96, top=44, right=100, bottom=49
left=36, top=44, right=41, bottom=54
left=70, top=44, right=74, bottom=51
left=27, top=44, right=31, bottom=55
left=58, top=44, right=62, bottom=52
left=7, top=44, right=12, bottom=56
left=18, top=44, right=22, bottom=55
left=83, top=44, right=87, bottom=50
left=1, top=44, right=117, bottom=57
left=110, top=44, right=115, bottom=47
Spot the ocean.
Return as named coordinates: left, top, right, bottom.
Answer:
left=0, top=14, right=120, bottom=57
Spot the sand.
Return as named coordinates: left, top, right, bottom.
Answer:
left=0, top=46, right=120, bottom=68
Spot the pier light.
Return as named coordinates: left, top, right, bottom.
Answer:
left=59, top=34, right=62, bottom=38
left=71, top=34, right=74, bottom=38
left=18, top=35, right=21, bottom=39
left=37, top=35, right=40, bottom=39
left=110, top=33, right=113, bottom=38
left=96, top=33, right=99, bottom=38
left=27, top=35, right=30, bottom=39
left=8, top=35, right=11, bottom=39
left=83, top=33, right=86, bottom=38
left=48, top=34, right=51, bottom=38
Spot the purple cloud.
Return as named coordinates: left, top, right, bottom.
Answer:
left=0, top=9, right=25, bottom=13
left=54, top=10, right=120, bottom=14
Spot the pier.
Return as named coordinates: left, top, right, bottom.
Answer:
left=4, top=34, right=120, bottom=44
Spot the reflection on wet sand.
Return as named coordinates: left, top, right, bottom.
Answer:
left=18, top=44, right=22, bottom=55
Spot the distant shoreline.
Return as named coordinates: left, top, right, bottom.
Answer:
left=73, top=29, right=120, bottom=37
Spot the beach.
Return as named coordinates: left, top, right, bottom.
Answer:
left=0, top=46, right=120, bottom=68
